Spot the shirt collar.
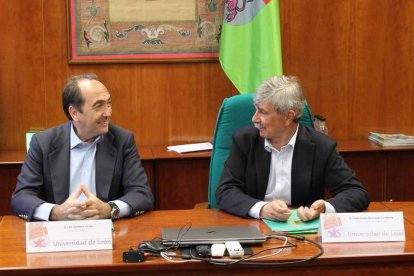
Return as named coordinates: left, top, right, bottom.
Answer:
left=70, top=122, right=103, bottom=149
left=264, top=124, right=299, bottom=152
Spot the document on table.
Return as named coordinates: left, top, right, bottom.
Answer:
left=167, top=142, right=213, bottom=153
left=262, top=210, right=320, bottom=234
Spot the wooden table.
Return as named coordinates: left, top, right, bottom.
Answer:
left=0, top=202, right=413, bottom=275
left=383, top=201, right=414, bottom=225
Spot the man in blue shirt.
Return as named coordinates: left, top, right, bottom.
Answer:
left=12, top=73, right=154, bottom=221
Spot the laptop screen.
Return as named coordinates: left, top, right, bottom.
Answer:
left=161, top=225, right=266, bottom=245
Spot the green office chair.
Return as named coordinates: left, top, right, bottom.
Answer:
left=208, top=93, right=314, bottom=208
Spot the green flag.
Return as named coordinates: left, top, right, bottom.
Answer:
left=219, top=0, right=283, bottom=94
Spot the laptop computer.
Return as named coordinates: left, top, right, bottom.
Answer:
left=161, top=225, right=266, bottom=246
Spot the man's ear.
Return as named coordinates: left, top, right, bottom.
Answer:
left=69, top=106, right=79, bottom=121
left=285, top=110, right=296, bottom=125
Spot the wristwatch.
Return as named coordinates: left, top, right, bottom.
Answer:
left=108, top=202, right=120, bottom=220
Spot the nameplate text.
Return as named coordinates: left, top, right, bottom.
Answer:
left=320, top=212, right=405, bottom=243
left=26, top=219, right=113, bottom=253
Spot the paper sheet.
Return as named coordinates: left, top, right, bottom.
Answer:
left=262, top=210, right=320, bottom=234
left=167, top=142, right=213, bottom=153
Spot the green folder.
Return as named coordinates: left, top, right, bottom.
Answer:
left=262, top=210, right=320, bottom=234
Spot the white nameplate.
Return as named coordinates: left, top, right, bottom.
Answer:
left=320, top=212, right=405, bottom=243
left=26, top=219, right=113, bottom=253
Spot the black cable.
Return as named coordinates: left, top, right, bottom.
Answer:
left=253, top=233, right=324, bottom=266
left=160, top=222, right=192, bottom=251
left=168, top=233, right=324, bottom=266
left=187, top=243, right=298, bottom=265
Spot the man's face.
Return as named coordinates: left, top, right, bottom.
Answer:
left=71, top=79, right=112, bottom=143
left=252, top=101, right=289, bottom=141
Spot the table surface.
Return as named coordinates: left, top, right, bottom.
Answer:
left=336, top=139, right=414, bottom=152
left=3, top=140, right=414, bottom=164
left=0, top=202, right=414, bottom=275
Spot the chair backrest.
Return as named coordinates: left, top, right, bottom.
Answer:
left=208, top=93, right=314, bottom=208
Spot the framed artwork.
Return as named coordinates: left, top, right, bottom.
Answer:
left=67, top=0, right=224, bottom=63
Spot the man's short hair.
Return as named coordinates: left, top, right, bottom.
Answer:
left=253, top=75, right=305, bottom=122
left=62, top=73, right=99, bottom=120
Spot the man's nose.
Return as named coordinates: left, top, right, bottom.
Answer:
left=252, top=111, right=259, bottom=123
left=103, top=106, right=112, bottom=116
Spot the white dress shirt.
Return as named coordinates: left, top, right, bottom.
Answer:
left=248, top=125, right=335, bottom=218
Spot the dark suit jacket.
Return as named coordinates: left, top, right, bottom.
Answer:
left=11, top=122, right=154, bottom=221
left=216, top=125, right=370, bottom=218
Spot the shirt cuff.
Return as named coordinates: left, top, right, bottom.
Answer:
left=325, top=201, right=336, bottom=213
left=111, top=200, right=132, bottom=218
left=248, top=201, right=268, bottom=219
left=33, top=203, right=56, bottom=221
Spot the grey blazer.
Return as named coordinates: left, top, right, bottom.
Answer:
left=11, top=122, right=154, bottom=221
left=216, top=124, right=370, bottom=218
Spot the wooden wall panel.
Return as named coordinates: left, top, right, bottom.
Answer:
left=1, top=0, right=414, bottom=150
left=386, top=152, right=414, bottom=201
left=0, top=165, right=22, bottom=215
left=342, top=152, right=386, bottom=201
left=281, top=0, right=414, bottom=140
left=43, top=0, right=74, bottom=128
left=43, top=0, right=233, bottom=148
left=0, top=0, right=46, bottom=151
left=155, top=158, right=210, bottom=210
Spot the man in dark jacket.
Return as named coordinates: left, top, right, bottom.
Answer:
left=12, top=73, right=154, bottom=221
left=216, top=75, right=370, bottom=222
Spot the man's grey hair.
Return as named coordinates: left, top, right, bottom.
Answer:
left=253, top=75, right=305, bottom=122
